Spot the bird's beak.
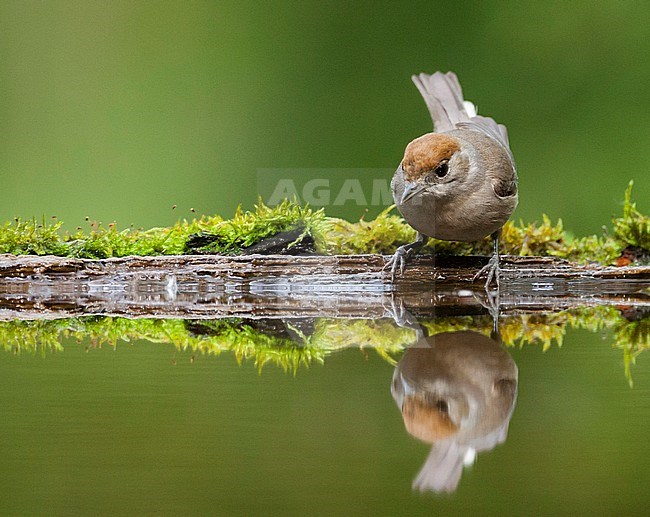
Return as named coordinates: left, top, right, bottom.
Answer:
left=401, top=181, right=426, bottom=204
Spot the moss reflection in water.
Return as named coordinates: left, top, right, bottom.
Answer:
left=0, top=307, right=647, bottom=383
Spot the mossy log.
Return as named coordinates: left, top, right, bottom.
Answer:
left=0, top=253, right=648, bottom=321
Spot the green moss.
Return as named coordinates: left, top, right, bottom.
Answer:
left=0, top=217, right=68, bottom=256
left=1, top=308, right=647, bottom=380
left=63, top=216, right=226, bottom=259
left=0, top=184, right=647, bottom=263
left=0, top=319, right=67, bottom=356
left=613, top=181, right=650, bottom=252
left=320, top=206, right=416, bottom=255
left=613, top=316, right=650, bottom=387
left=0, top=317, right=407, bottom=373
left=183, top=198, right=326, bottom=255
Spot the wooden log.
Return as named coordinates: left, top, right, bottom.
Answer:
left=0, top=253, right=648, bottom=321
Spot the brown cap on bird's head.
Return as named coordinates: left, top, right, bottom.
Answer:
left=401, top=395, right=459, bottom=443
left=402, top=133, right=460, bottom=182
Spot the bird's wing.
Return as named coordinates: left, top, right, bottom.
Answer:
left=458, top=116, right=517, bottom=198
left=456, top=116, right=512, bottom=156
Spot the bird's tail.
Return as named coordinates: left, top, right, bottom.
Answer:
left=412, top=441, right=467, bottom=493
left=412, top=71, right=473, bottom=133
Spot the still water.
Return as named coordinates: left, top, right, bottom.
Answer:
left=0, top=309, right=649, bottom=515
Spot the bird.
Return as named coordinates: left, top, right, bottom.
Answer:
left=390, top=330, right=518, bottom=493
left=387, top=71, right=518, bottom=289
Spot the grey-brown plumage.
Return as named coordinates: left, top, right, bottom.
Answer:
left=388, top=71, right=518, bottom=287
left=391, top=330, right=518, bottom=493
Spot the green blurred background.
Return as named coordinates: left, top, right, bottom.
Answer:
left=1, top=0, right=648, bottom=235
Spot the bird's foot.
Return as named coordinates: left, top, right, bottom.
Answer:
left=383, top=294, right=425, bottom=337
left=385, top=244, right=418, bottom=281
left=473, top=253, right=500, bottom=292
left=386, top=295, right=413, bottom=328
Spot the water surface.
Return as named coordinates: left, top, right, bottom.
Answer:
left=1, top=308, right=648, bottom=515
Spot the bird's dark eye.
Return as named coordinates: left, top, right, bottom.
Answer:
left=435, top=160, right=449, bottom=178
left=436, top=400, right=449, bottom=413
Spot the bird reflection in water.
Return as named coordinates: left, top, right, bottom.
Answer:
left=391, top=328, right=518, bottom=493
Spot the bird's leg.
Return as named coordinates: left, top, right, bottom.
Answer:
left=385, top=232, right=427, bottom=281
left=472, top=283, right=500, bottom=336
left=489, top=294, right=501, bottom=343
left=473, top=229, right=501, bottom=292
left=385, top=293, right=426, bottom=340
left=491, top=322, right=502, bottom=347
